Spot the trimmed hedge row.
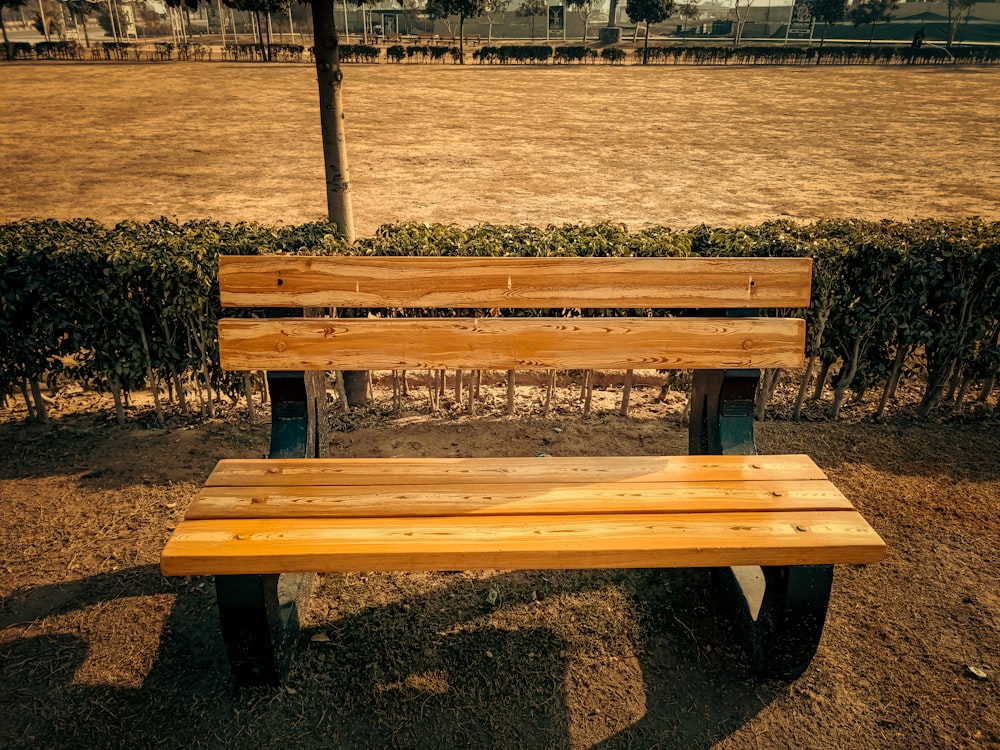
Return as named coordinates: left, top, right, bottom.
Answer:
left=2, top=218, right=998, bottom=423
left=8, top=41, right=1000, bottom=65
left=632, top=44, right=1000, bottom=65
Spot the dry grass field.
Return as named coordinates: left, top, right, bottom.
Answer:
left=1, top=63, right=999, bottom=233
left=1, top=62, right=999, bottom=750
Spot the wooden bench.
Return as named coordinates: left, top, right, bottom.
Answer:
left=160, top=255, right=885, bottom=686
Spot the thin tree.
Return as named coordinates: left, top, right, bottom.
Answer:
left=426, top=0, right=486, bottom=62
left=847, top=0, right=896, bottom=46
left=945, top=0, right=975, bottom=48
left=677, top=0, right=699, bottom=40
left=482, top=0, right=506, bottom=41
left=626, top=0, right=674, bottom=64
left=803, top=0, right=846, bottom=49
left=34, top=0, right=51, bottom=41
left=64, top=0, right=97, bottom=47
left=566, top=0, right=600, bottom=41
left=515, top=0, right=545, bottom=41
left=1, top=0, right=27, bottom=58
left=228, top=0, right=287, bottom=60
left=732, top=0, right=756, bottom=45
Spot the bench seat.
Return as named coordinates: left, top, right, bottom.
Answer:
left=161, top=454, right=885, bottom=577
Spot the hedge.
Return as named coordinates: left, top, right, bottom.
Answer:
left=1, top=218, right=997, bottom=423
left=7, top=41, right=1000, bottom=65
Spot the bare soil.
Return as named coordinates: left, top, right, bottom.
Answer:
left=1, top=64, right=1000, bottom=233
left=1, top=376, right=998, bottom=749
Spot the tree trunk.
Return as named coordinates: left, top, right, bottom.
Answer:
left=243, top=372, right=256, bottom=423
left=812, top=359, right=833, bottom=401
left=138, top=324, right=164, bottom=427
left=333, top=371, right=350, bottom=413
left=218, top=0, right=226, bottom=45
left=619, top=369, right=633, bottom=416
left=109, top=376, right=126, bottom=425
left=875, top=342, right=908, bottom=420
left=755, top=368, right=780, bottom=421
left=265, top=11, right=274, bottom=60
left=172, top=371, right=189, bottom=415
left=642, top=21, right=650, bottom=65
left=427, top=370, right=438, bottom=412
left=946, top=363, right=964, bottom=403
left=543, top=371, right=556, bottom=417
left=38, top=0, right=51, bottom=42
left=792, top=355, right=815, bottom=421
left=310, top=0, right=355, bottom=238
left=582, top=370, right=594, bottom=417
left=458, top=12, right=464, bottom=64
left=918, top=356, right=954, bottom=419
left=977, top=361, right=999, bottom=403
left=953, top=372, right=973, bottom=413
left=1, top=15, right=11, bottom=61
left=254, top=10, right=265, bottom=59
left=19, top=379, right=37, bottom=420
left=830, top=337, right=862, bottom=420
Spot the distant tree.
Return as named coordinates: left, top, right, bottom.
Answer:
left=1, top=0, right=28, bottom=58
left=482, top=0, right=506, bottom=41
left=945, top=0, right=975, bottom=47
left=848, top=0, right=896, bottom=46
left=566, top=0, right=602, bottom=41
left=625, top=0, right=674, bottom=63
left=515, top=0, right=545, bottom=40
left=731, top=0, right=756, bottom=45
left=803, top=0, right=846, bottom=48
left=64, top=0, right=97, bottom=46
left=33, top=0, right=66, bottom=41
left=426, top=0, right=487, bottom=61
left=677, top=0, right=699, bottom=39
left=229, top=0, right=288, bottom=60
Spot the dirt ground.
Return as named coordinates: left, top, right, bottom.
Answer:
left=1, top=375, right=998, bottom=749
left=1, top=64, right=1000, bottom=233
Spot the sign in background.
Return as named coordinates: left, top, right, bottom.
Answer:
left=548, top=6, right=564, bottom=33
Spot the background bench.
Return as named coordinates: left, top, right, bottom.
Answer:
left=160, top=255, right=885, bottom=686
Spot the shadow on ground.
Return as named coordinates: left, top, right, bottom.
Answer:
left=1, top=564, right=780, bottom=749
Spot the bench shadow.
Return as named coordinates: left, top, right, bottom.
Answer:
left=2, top=565, right=780, bottom=748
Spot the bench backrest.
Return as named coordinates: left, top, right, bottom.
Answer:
left=216, top=256, right=812, bottom=372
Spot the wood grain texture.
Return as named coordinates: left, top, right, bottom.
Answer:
left=218, top=256, right=813, bottom=309
left=204, top=455, right=829, bottom=487
left=187, top=480, right=853, bottom=519
left=159, top=510, right=886, bottom=576
left=217, top=316, right=806, bottom=372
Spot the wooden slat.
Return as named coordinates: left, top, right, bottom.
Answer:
left=219, top=256, right=813, bottom=310
left=186, top=479, right=853, bottom=520
left=217, top=316, right=806, bottom=372
left=159, top=510, right=886, bottom=576
left=204, top=455, right=829, bottom=487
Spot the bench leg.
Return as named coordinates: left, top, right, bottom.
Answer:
left=690, top=368, right=833, bottom=679
left=215, top=573, right=314, bottom=686
left=214, top=367, right=323, bottom=686
left=714, top=564, right=834, bottom=680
